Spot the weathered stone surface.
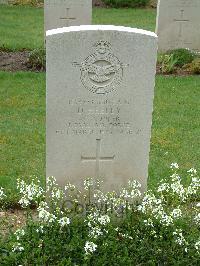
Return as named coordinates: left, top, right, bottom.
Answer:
left=46, top=25, right=157, bottom=192
left=156, top=0, right=200, bottom=52
left=44, top=0, right=92, bottom=31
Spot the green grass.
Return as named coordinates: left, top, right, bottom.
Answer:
left=0, top=5, right=44, bottom=50
left=93, top=8, right=156, bottom=31
left=0, top=5, right=156, bottom=50
left=149, top=76, right=200, bottom=189
left=0, top=72, right=199, bottom=196
left=0, top=72, right=45, bottom=193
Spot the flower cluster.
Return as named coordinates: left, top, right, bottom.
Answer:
left=17, top=176, right=44, bottom=207
left=37, top=201, right=70, bottom=227
left=12, top=242, right=24, bottom=252
left=194, top=239, right=200, bottom=253
left=173, top=229, right=188, bottom=247
left=8, top=163, right=199, bottom=260
left=12, top=229, right=26, bottom=253
left=138, top=192, right=175, bottom=226
left=0, top=187, right=6, bottom=200
left=157, top=164, right=200, bottom=203
left=84, top=241, right=97, bottom=255
left=84, top=211, right=111, bottom=254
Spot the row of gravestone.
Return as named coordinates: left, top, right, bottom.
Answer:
left=0, top=0, right=199, bottom=52
left=44, top=0, right=200, bottom=52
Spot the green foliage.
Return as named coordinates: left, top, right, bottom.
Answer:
left=159, top=54, right=178, bottom=74
left=27, top=48, right=46, bottom=71
left=158, top=49, right=196, bottom=73
left=102, top=0, right=150, bottom=8
left=169, top=48, right=195, bottom=67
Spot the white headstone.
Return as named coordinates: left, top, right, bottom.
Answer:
left=156, top=0, right=200, bottom=52
left=46, top=25, right=157, bottom=193
left=44, top=0, right=92, bottom=31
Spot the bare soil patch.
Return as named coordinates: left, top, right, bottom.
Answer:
left=0, top=51, right=31, bottom=72
left=156, top=64, right=193, bottom=77
left=0, top=210, right=27, bottom=237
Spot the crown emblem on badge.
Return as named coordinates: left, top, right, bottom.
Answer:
left=73, top=41, right=128, bottom=95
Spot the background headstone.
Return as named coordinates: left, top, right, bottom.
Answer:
left=45, top=0, right=92, bottom=31
left=156, top=0, right=200, bottom=52
left=0, top=0, right=9, bottom=4
left=46, top=25, right=157, bottom=193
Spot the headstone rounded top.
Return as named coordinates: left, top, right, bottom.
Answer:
left=46, top=25, right=157, bottom=38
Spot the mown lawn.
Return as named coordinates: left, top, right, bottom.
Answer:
left=93, top=8, right=156, bottom=31
left=149, top=76, right=200, bottom=189
left=0, top=72, right=45, bottom=193
left=0, top=5, right=44, bottom=50
left=0, top=72, right=199, bottom=195
left=0, top=5, right=156, bottom=50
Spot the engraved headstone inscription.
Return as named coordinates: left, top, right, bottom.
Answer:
left=44, top=0, right=92, bottom=31
left=156, top=0, right=200, bottom=52
left=46, top=25, right=157, bottom=192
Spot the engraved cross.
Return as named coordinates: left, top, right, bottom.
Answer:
left=60, top=8, right=76, bottom=26
left=174, top=10, right=189, bottom=38
left=81, top=139, right=115, bottom=179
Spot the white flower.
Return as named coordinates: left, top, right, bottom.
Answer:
left=84, top=178, right=94, bottom=190
left=160, top=213, right=173, bottom=226
left=36, top=225, right=44, bottom=234
left=170, top=179, right=186, bottom=201
left=157, top=183, right=170, bottom=193
left=187, top=168, right=197, bottom=175
left=0, top=187, right=6, bottom=199
left=58, top=217, right=70, bottom=227
left=173, top=229, right=187, bottom=246
left=46, top=176, right=56, bottom=191
left=12, top=243, right=24, bottom=252
left=14, top=229, right=25, bottom=241
left=98, top=215, right=110, bottom=225
left=17, top=177, right=44, bottom=208
left=194, top=240, right=200, bottom=252
left=187, top=177, right=200, bottom=196
left=19, top=197, right=30, bottom=207
left=89, top=227, right=103, bottom=239
left=37, top=201, right=57, bottom=224
left=170, top=163, right=179, bottom=169
left=64, top=183, right=76, bottom=191
left=51, top=187, right=63, bottom=200
left=84, top=241, right=97, bottom=255
left=118, top=233, right=133, bottom=240
left=194, top=213, right=200, bottom=225
left=171, top=208, right=182, bottom=219
left=143, top=218, right=154, bottom=227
